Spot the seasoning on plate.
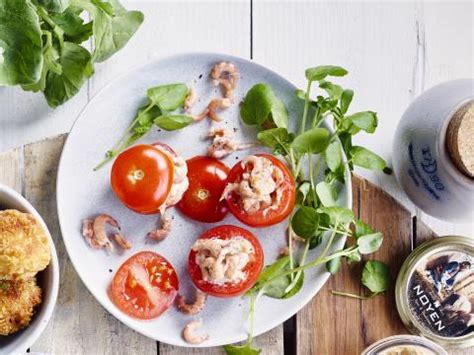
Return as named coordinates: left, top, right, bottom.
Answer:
left=362, top=335, right=447, bottom=355
left=395, top=236, right=473, bottom=348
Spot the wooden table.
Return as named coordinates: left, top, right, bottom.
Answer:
left=0, top=135, right=470, bottom=354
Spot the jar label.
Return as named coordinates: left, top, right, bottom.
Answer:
left=407, top=250, right=473, bottom=338
left=407, top=142, right=446, bottom=200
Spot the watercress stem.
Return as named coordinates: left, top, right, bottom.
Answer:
left=318, top=226, right=353, bottom=236
left=288, top=226, right=295, bottom=281
left=320, top=221, right=339, bottom=258
left=331, top=290, right=378, bottom=300
left=94, top=103, right=154, bottom=170
left=300, top=80, right=312, bottom=134
left=308, top=153, right=318, bottom=207
left=285, top=240, right=310, bottom=293
left=259, top=246, right=358, bottom=290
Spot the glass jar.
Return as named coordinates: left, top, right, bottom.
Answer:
left=395, top=236, right=473, bottom=349
left=362, top=335, right=448, bottom=355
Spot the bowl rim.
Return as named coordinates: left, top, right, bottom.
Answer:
left=0, top=183, right=59, bottom=353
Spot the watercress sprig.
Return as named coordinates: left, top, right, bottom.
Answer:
left=94, top=83, right=193, bottom=170
left=224, top=65, right=390, bottom=353
left=332, top=260, right=390, bottom=299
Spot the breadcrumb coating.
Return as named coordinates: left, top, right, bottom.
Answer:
left=0, top=209, right=51, bottom=279
left=0, top=278, right=42, bottom=336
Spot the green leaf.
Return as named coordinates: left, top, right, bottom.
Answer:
left=283, top=270, right=304, bottom=299
left=350, top=146, right=386, bottom=171
left=147, top=83, right=188, bottom=111
left=318, top=206, right=354, bottom=224
left=315, top=181, right=337, bottom=207
left=154, top=114, right=193, bottom=131
left=257, top=128, right=289, bottom=149
left=267, top=89, right=288, bottom=129
left=346, top=250, right=361, bottom=264
left=305, top=65, right=348, bottom=81
left=37, top=0, right=70, bottom=13
left=51, top=7, right=93, bottom=43
left=252, top=256, right=290, bottom=290
left=347, top=111, right=378, bottom=133
left=326, top=256, right=341, bottom=274
left=296, top=181, right=311, bottom=205
left=240, top=83, right=274, bottom=125
left=324, top=141, right=342, bottom=173
left=357, top=232, right=383, bottom=254
left=309, top=231, right=323, bottom=249
left=361, top=260, right=390, bottom=293
left=43, top=41, right=94, bottom=108
left=319, top=80, right=343, bottom=100
left=82, top=0, right=144, bottom=62
left=224, top=343, right=261, bottom=355
left=291, top=127, right=330, bottom=154
left=291, top=206, right=320, bottom=239
left=340, top=89, right=353, bottom=114
left=354, top=220, right=374, bottom=238
left=0, top=0, right=43, bottom=86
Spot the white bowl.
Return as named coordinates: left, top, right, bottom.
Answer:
left=0, top=184, right=59, bottom=354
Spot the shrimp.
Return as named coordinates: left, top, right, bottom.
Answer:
left=211, top=62, right=238, bottom=99
left=207, top=98, right=232, bottom=122
left=182, top=319, right=209, bottom=344
left=206, top=126, right=254, bottom=159
left=176, top=290, right=207, bottom=315
left=82, top=214, right=132, bottom=251
left=148, top=211, right=172, bottom=241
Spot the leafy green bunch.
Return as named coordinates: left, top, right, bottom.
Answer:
left=224, top=66, right=391, bottom=354
left=94, top=83, right=194, bottom=170
left=0, top=0, right=143, bottom=107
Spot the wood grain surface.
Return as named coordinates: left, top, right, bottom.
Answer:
left=0, top=135, right=470, bottom=354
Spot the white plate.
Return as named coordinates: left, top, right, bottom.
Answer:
left=56, top=52, right=351, bottom=347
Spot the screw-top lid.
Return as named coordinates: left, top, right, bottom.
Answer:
left=446, top=100, right=474, bottom=179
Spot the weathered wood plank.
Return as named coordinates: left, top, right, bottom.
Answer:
left=0, top=147, right=22, bottom=193
left=358, top=178, right=413, bottom=348
left=23, top=135, right=157, bottom=354
left=159, top=326, right=284, bottom=355
left=297, top=176, right=412, bottom=354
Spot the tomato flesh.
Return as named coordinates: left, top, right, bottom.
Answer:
left=110, top=251, right=179, bottom=319
left=188, top=225, right=264, bottom=297
left=111, top=144, right=174, bottom=214
left=177, top=156, right=229, bottom=222
left=224, top=154, right=296, bottom=227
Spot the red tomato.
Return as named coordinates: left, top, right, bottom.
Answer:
left=188, top=225, right=264, bottom=297
left=224, top=154, right=296, bottom=227
left=110, top=251, right=179, bottom=320
left=177, top=156, right=229, bottom=222
left=111, top=144, right=174, bottom=214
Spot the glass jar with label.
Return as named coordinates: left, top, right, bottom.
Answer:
left=392, top=79, right=473, bottom=222
left=395, top=236, right=473, bottom=348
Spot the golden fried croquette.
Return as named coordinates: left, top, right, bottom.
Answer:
left=0, top=210, right=51, bottom=279
left=0, top=278, right=42, bottom=335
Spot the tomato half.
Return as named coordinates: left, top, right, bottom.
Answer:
left=110, top=251, right=179, bottom=319
left=224, top=154, right=296, bottom=227
left=111, top=144, right=174, bottom=214
left=188, top=225, right=264, bottom=297
left=177, top=156, right=229, bottom=222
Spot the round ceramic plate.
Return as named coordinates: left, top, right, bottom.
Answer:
left=56, top=53, right=351, bottom=347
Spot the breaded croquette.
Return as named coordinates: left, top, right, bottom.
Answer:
left=0, top=278, right=42, bottom=336
left=0, top=210, right=51, bottom=279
